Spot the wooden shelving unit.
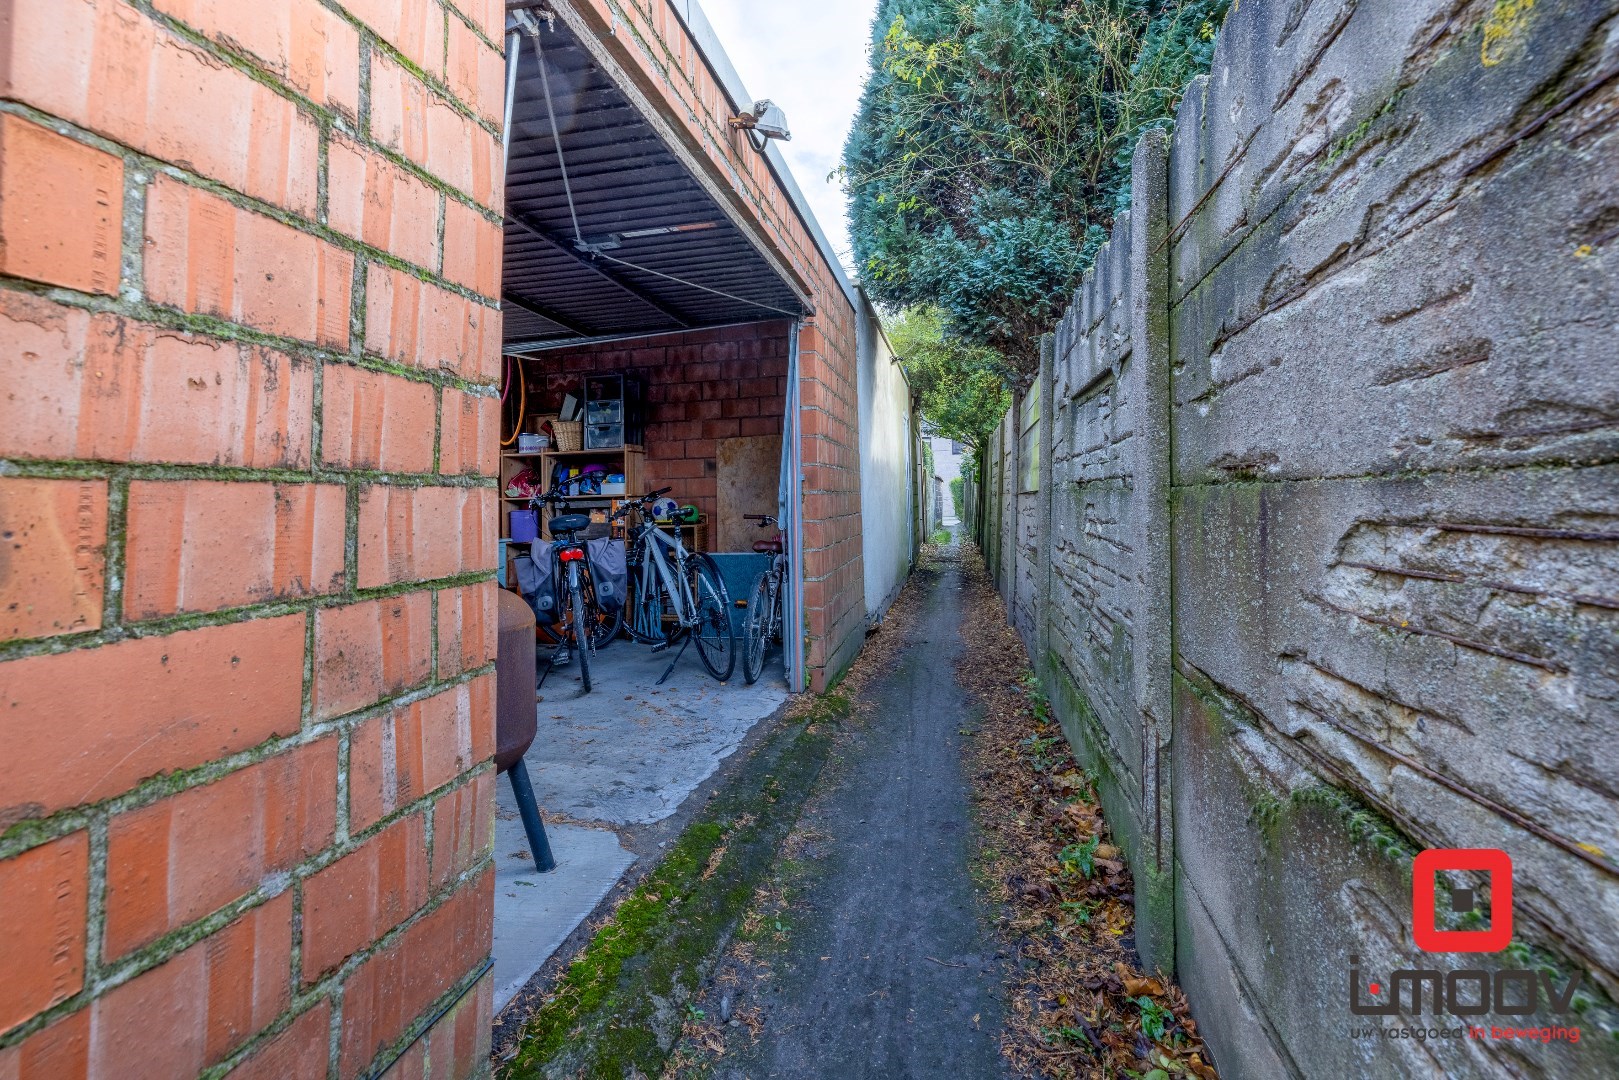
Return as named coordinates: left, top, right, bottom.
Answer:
left=499, top=445, right=645, bottom=541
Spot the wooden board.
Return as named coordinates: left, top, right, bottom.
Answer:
left=715, top=435, right=782, bottom=553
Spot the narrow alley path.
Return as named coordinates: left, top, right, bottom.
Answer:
left=705, top=537, right=1011, bottom=1078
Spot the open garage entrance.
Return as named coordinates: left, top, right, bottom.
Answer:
left=488, top=6, right=825, bottom=1014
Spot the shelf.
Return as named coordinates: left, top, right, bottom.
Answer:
left=501, top=495, right=619, bottom=503
left=545, top=445, right=642, bottom=458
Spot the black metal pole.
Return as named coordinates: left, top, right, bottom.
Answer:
left=507, top=759, right=557, bottom=872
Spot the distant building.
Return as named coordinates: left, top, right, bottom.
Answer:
left=930, top=435, right=964, bottom=523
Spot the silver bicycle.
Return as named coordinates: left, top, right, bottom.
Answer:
left=613, top=489, right=736, bottom=683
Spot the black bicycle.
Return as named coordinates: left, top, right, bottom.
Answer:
left=528, top=480, right=620, bottom=692
left=741, top=513, right=787, bottom=685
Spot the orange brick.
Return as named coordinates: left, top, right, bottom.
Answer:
left=447, top=0, right=503, bottom=43
left=0, top=477, right=106, bottom=641
left=0, top=833, right=88, bottom=1033
left=363, top=263, right=499, bottom=381
left=337, top=868, right=492, bottom=1076
left=344, top=0, right=445, bottom=79
left=319, top=363, right=437, bottom=473
left=436, top=387, right=498, bottom=477
left=439, top=197, right=501, bottom=299
left=0, top=1007, right=89, bottom=1079
left=88, top=895, right=292, bottom=1075
left=0, top=0, right=318, bottom=215
left=428, top=772, right=492, bottom=891
left=349, top=676, right=492, bottom=833
left=103, top=742, right=335, bottom=959
left=369, top=54, right=502, bottom=211
left=0, top=617, right=306, bottom=828
left=123, top=480, right=345, bottom=619
left=222, top=1000, right=331, bottom=1080
left=0, top=115, right=121, bottom=294
left=423, top=969, right=492, bottom=1080
left=144, top=176, right=352, bottom=349
left=0, top=297, right=315, bottom=468
left=356, top=484, right=493, bottom=589
left=326, top=137, right=440, bottom=271
left=301, top=812, right=428, bottom=980
left=446, top=14, right=504, bottom=126
left=435, top=581, right=495, bottom=679
left=153, top=0, right=361, bottom=119
left=312, top=593, right=433, bottom=720
left=383, top=1041, right=427, bottom=1080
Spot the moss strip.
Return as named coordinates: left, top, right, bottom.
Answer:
left=503, top=696, right=848, bottom=1078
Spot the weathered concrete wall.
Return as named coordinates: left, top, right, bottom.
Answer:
left=977, top=1, right=1619, bottom=1075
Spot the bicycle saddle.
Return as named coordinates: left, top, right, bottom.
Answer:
left=549, top=514, right=591, bottom=535
left=752, top=535, right=784, bottom=554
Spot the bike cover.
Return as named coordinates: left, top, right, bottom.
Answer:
left=587, top=537, right=628, bottom=614
left=516, top=541, right=559, bottom=622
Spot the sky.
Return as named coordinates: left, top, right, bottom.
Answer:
left=697, top=0, right=880, bottom=278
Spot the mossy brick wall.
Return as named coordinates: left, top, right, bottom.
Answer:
left=0, top=0, right=506, bottom=1077
left=548, top=0, right=865, bottom=692
left=977, top=1, right=1619, bottom=1076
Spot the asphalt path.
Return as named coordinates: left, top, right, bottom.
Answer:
left=729, top=539, right=1011, bottom=1078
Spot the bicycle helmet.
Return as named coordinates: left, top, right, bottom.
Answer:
left=651, top=496, right=680, bottom=521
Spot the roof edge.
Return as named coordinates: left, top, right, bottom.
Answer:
left=664, top=0, right=859, bottom=312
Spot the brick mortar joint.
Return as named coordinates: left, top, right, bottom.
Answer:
left=0, top=662, right=495, bottom=861
left=0, top=95, right=505, bottom=293
left=0, top=577, right=497, bottom=670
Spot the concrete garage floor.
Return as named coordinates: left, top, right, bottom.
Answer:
left=491, top=639, right=789, bottom=1013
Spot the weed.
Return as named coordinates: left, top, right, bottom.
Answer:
left=1137, top=995, right=1173, bottom=1042
left=1058, top=835, right=1101, bottom=879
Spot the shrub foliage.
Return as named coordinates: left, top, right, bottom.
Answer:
left=843, top=0, right=1230, bottom=386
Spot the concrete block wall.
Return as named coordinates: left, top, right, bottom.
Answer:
left=0, top=1, right=505, bottom=1076
left=547, top=0, right=865, bottom=691
left=976, top=1, right=1619, bottom=1075
left=518, top=320, right=792, bottom=525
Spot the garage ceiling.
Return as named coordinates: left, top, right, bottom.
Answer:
left=501, top=17, right=808, bottom=353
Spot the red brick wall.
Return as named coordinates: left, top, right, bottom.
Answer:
left=554, top=0, right=867, bottom=690
left=0, top=1, right=504, bottom=1077
left=519, top=320, right=791, bottom=525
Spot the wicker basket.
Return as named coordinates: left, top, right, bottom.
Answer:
left=551, top=420, right=582, bottom=452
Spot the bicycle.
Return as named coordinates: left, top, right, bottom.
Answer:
left=612, top=489, right=736, bottom=684
left=527, top=479, right=622, bottom=693
left=740, top=513, right=787, bottom=685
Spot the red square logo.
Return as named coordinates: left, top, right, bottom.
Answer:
left=1412, top=848, right=1512, bottom=953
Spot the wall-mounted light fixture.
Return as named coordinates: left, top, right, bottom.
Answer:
left=729, top=99, right=792, bottom=143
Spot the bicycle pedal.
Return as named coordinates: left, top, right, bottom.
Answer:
left=649, top=641, right=670, bottom=653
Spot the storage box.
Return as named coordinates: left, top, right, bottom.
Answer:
left=600, top=481, right=626, bottom=495
left=509, top=509, right=539, bottom=543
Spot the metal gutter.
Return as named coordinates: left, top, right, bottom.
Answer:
left=664, top=0, right=860, bottom=312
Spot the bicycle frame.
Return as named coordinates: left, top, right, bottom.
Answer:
left=643, top=527, right=694, bottom=620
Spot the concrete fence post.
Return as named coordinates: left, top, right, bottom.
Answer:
left=1036, top=334, right=1057, bottom=681
left=1128, top=128, right=1175, bottom=974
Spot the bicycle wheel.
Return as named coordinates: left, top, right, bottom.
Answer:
left=742, top=572, right=771, bottom=685
left=687, top=552, right=735, bottom=682
left=570, top=565, right=592, bottom=693
left=579, top=566, right=623, bottom=649
left=625, top=556, right=670, bottom=645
